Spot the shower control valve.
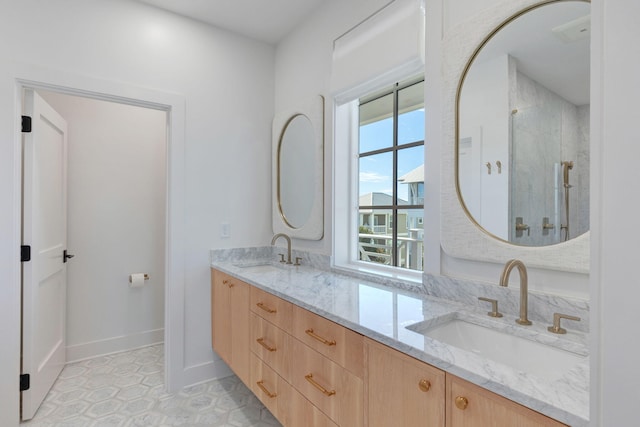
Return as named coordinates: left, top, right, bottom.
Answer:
left=515, top=217, right=530, bottom=237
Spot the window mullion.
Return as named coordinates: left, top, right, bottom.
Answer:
left=392, top=84, right=399, bottom=267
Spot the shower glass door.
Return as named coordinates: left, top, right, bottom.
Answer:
left=510, top=104, right=562, bottom=246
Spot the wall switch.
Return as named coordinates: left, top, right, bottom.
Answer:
left=220, top=222, right=230, bottom=238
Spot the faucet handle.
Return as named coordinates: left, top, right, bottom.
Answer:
left=294, top=257, right=303, bottom=266
left=278, top=253, right=286, bottom=264
left=478, top=297, right=503, bottom=318
left=547, top=312, right=581, bottom=334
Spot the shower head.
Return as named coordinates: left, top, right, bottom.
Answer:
left=561, top=161, right=574, bottom=188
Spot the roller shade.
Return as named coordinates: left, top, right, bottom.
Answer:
left=331, top=0, right=425, bottom=104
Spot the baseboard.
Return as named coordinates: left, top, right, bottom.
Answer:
left=181, top=357, right=233, bottom=388
left=66, top=328, right=164, bottom=363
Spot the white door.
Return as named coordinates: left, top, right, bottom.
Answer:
left=21, top=90, right=69, bottom=420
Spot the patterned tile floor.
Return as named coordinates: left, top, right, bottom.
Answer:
left=21, top=344, right=282, bottom=427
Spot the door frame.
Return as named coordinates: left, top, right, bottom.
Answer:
left=5, top=64, right=187, bottom=422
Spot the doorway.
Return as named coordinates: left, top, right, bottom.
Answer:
left=20, top=87, right=168, bottom=420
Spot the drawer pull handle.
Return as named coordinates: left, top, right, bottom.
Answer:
left=256, top=380, right=277, bottom=398
left=418, top=379, right=431, bottom=392
left=455, top=396, right=469, bottom=410
left=256, top=302, right=277, bottom=314
left=222, top=279, right=234, bottom=288
left=305, top=374, right=336, bottom=397
left=256, top=338, right=276, bottom=352
left=305, top=328, right=336, bottom=346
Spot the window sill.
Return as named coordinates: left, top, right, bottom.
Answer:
left=331, top=260, right=423, bottom=286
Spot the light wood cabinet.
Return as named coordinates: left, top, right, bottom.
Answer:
left=446, top=375, right=568, bottom=427
left=285, top=385, right=339, bottom=427
left=211, top=269, right=250, bottom=385
left=292, top=305, right=364, bottom=379
left=249, top=352, right=291, bottom=422
left=291, top=338, right=363, bottom=427
left=250, top=312, right=292, bottom=381
left=365, top=338, right=445, bottom=427
left=250, top=353, right=338, bottom=427
left=250, top=286, right=293, bottom=333
left=212, top=268, right=568, bottom=427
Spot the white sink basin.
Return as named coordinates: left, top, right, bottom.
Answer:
left=410, top=318, right=587, bottom=381
left=233, top=262, right=283, bottom=274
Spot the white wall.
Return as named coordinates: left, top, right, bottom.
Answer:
left=38, top=91, right=166, bottom=361
left=592, top=1, right=640, bottom=424
left=458, top=55, right=510, bottom=238
left=0, top=0, right=274, bottom=424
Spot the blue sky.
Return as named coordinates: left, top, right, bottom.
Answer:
left=359, top=108, right=425, bottom=202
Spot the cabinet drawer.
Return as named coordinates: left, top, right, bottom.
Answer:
left=250, top=286, right=293, bottom=333
left=292, top=305, right=364, bottom=378
left=283, top=385, right=339, bottom=427
left=250, top=312, right=291, bottom=381
left=249, top=353, right=289, bottom=425
left=291, top=338, right=363, bottom=427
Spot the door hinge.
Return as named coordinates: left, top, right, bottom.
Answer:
left=20, top=374, right=30, bottom=391
left=21, top=245, right=31, bottom=262
left=21, top=115, right=32, bottom=133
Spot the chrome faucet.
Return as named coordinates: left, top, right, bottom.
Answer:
left=499, top=259, right=532, bottom=325
left=271, top=233, right=292, bottom=265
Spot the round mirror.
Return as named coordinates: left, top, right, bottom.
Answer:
left=456, top=0, right=590, bottom=247
left=278, top=114, right=316, bottom=229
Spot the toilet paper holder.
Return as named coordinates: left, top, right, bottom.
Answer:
left=129, top=273, right=149, bottom=283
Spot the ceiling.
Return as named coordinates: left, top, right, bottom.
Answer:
left=136, top=0, right=325, bottom=44
left=475, top=1, right=590, bottom=106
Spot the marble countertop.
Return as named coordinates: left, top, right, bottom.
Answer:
left=211, top=259, right=589, bottom=426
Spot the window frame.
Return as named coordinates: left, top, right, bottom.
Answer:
left=333, top=81, right=426, bottom=282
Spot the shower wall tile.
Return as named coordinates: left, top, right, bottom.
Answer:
left=510, top=71, right=590, bottom=245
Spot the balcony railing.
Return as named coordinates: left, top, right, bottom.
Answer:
left=358, top=230, right=424, bottom=271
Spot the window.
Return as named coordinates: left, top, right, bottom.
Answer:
left=357, top=79, right=425, bottom=272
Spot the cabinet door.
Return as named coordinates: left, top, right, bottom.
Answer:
left=446, top=375, right=568, bottom=427
left=211, top=269, right=250, bottom=384
left=366, top=339, right=445, bottom=427
left=211, top=269, right=231, bottom=364
left=230, top=277, right=250, bottom=384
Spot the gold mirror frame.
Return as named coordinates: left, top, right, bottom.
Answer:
left=271, top=95, right=324, bottom=240
left=439, top=0, right=589, bottom=273
left=276, top=113, right=315, bottom=229
left=454, top=0, right=590, bottom=246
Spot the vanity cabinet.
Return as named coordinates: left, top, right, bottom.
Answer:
left=211, top=268, right=569, bottom=427
left=365, top=338, right=445, bottom=427
left=211, top=269, right=250, bottom=384
left=446, top=375, right=567, bottom=427
left=245, top=277, right=363, bottom=426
